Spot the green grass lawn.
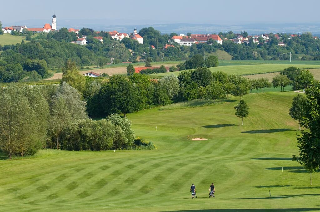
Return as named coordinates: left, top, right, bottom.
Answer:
left=152, top=61, right=320, bottom=78
left=0, top=34, right=26, bottom=45
left=0, top=92, right=319, bottom=211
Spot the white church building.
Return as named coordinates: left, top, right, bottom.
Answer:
left=27, top=14, right=57, bottom=33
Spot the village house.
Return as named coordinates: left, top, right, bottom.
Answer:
left=172, top=36, right=183, bottom=43
left=93, top=36, right=104, bottom=43
left=130, top=29, right=143, bottom=44
left=75, top=37, right=87, bottom=45
left=172, top=34, right=223, bottom=46
left=2, top=27, right=13, bottom=34
left=68, top=28, right=80, bottom=34
left=2, top=26, right=27, bottom=33
left=84, top=72, right=101, bottom=77
left=109, top=31, right=129, bottom=41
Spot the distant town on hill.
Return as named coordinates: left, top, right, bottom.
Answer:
left=4, top=18, right=320, bottom=35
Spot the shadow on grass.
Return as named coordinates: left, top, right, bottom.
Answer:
left=241, top=129, right=295, bottom=134
left=252, top=157, right=292, bottom=161
left=239, top=193, right=320, bottom=200
left=203, top=124, right=236, bottom=129
left=0, top=152, right=8, bottom=160
left=256, top=185, right=291, bottom=188
left=266, top=166, right=307, bottom=173
left=223, top=99, right=237, bottom=103
left=294, top=186, right=320, bottom=189
left=164, top=208, right=320, bottom=212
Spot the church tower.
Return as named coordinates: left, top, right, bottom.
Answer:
left=52, top=14, right=57, bottom=30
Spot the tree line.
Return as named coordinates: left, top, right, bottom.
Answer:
left=82, top=68, right=270, bottom=119
left=272, top=67, right=315, bottom=92
left=0, top=63, right=157, bottom=158
left=2, top=28, right=320, bottom=84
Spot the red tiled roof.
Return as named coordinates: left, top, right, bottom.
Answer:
left=44, top=23, right=51, bottom=29
left=134, top=34, right=142, bottom=39
left=195, top=37, right=208, bottom=42
left=181, top=38, right=196, bottom=42
left=77, top=38, right=86, bottom=41
left=209, top=34, right=222, bottom=41
left=94, top=36, right=103, bottom=40
left=68, top=28, right=79, bottom=32
left=172, top=36, right=183, bottom=40
left=191, top=34, right=207, bottom=38
left=109, top=31, right=118, bottom=36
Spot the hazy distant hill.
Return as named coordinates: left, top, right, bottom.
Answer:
left=5, top=19, right=320, bottom=35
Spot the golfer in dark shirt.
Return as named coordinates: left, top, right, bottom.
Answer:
left=209, top=183, right=215, bottom=197
left=210, top=183, right=215, bottom=192
left=190, top=184, right=196, bottom=193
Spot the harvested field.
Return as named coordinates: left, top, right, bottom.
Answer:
left=244, top=72, right=279, bottom=81
left=46, top=67, right=127, bottom=80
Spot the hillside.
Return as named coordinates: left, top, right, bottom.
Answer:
left=0, top=92, right=319, bottom=211
left=0, top=34, right=25, bottom=45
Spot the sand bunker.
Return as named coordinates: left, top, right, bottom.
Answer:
left=192, top=138, right=208, bottom=141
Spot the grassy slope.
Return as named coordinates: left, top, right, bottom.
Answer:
left=0, top=92, right=319, bottom=212
left=0, top=34, right=25, bottom=45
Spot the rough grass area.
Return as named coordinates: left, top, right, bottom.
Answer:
left=0, top=34, right=25, bottom=45
left=245, top=68, right=320, bottom=82
left=0, top=92, right=319, bottom=211
left=211, top=50, right=232, bottom=61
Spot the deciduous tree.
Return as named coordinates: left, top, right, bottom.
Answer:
left=234, top=100, right=249, bottom=126
left=0, top=85, right=49, bottom=158
left=272, top=74, right=291, bottom=92
left=205, top=55, right=219, bottom=68
left=127, top=64, right=135, bottom=75
left=61, top=60, right=86, bottom=93
left=48, top=82, right=88, bottom=149
left=290, top=83, right=320, bottom=177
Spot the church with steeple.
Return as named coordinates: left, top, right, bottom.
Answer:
left=27, top=14, right=57, bottom=33
left=52, top=14, right=57, bottom=30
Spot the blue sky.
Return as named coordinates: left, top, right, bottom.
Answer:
left=1, top=0, right=320, bottom=26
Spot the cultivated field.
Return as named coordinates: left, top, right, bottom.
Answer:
left=0, top=92, right=319, bottom=211
left=0, top=34, right=26, bottom=45
left=46, top=62, right=180, bottom=80
left=46, top=61, right=320, bottom=81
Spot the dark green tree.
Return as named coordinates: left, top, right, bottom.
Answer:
left=191, top=67, right=213, bottom=87
left=205, top=55, right=219, bottom=68
left=241, top=31, right=248, bottom=38
left=48, top=82, right=88, bottom=149
left=145, top=58, right=152, bottom=67
left=229, top=75, right=250, bottom=98
left=62, top=61, right=86, bottom=93
left=290, top=83, right=320, bottom=181
left=272, top=74, right=291, bottom=92
left=0, top=85, right=49, bottom=158
left=23, top=59, right=49, bottom=78
left=127, top=64, right=135, bottom=75
left=0, top=21, right=3, bottom=35
left=99, top=75, right=139, bottom=117
left=293, top=70, right=314, bottom=90
left=289, top=94, right=308, bottom=129
left=185, top=54, right=205, bottom=69
left=234, top=100, right=249, bottom=126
